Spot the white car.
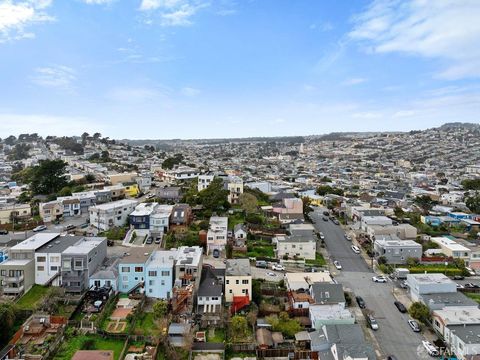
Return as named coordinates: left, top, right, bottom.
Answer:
left=372, top=275, right=387, bottom=283
left=422, top=341, right=439, bottom=356
left=351, top=245, right=360, bottom=254
left=33, top=225, right=47, bottom=232
left=272, top=264, right=285, bottom=271
left=466, top=267, right=476, bottom=276
left=266, top=272, right=277, bottom=277
left=344, top=234, right=352, bottom=241
left=456, top=283, right=464, bottom=289
left=333, top=261, right=342, bottom=270
left=319, top=232, right=325, bottom=240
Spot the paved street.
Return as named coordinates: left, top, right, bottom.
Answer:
left=311, top=207, right=431, bottom=360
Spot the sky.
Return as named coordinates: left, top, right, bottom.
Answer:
left=0, top=0, right=480, bottom=139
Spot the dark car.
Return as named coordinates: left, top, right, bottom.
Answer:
left=452, top=275, right=465, bottom=280
left=386, top=356, right=398, bottom=360
left=332, top=219, right=340, bottom=225
left=322, top=216, right=329, bottom=221
left=212, top=249, right=220, bottom=258
left=0, top=229, right=8, bottom=235
left=323, top=211, right=329, bottom=216
left=394, top=301, right=407, bottom=313
left=356, top=296, right=366, bottom=309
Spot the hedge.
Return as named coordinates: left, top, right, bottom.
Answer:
left=408, top=267, right=463, bottom=276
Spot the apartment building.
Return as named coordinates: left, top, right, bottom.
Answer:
left=206, top=216, right=228, bottom=255
left=129, top=202, right=159, bottom=230
left=89, top=199, right=138, bottom=231
left=226, top=176, right=243, bottom=204
left=0, top=233, right=60, bottom=296
left=274, top=234, right=316, bottom=260
left=61, top=237, right=107, bottom=293
left=406, top=273, right=457, bottom=302
left=174, top=246, right=203, bottom=290
left=225, top=259, right=252, bottom=302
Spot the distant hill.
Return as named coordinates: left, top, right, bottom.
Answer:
left=437, top=122, right=480, bottom=131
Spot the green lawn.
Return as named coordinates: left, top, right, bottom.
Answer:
left=229, top=213, right=246, bottom=230
left=246, top=244, right=274, bottom=258
left=53, top=334, right=125, bottom=360
left=16, top=285, right=50, bottom=310
left=465, top=293, right=480, bottom=304
left=207, top=328, right=225, bottom=343
left=305, top=253, right=327, bottom=267
left=134, top=312, right=157, bottom=336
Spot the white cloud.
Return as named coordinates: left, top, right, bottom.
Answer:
left=342, top=77, right=367, bottom=86
left=106, top=86, right=169, bottom=103
left=270, top=118, right=286, bottom=124
left=139, top=0, right=209, bottom=27
left=81, top=0, right=116, bottom=4
left=32, top=65, right=76, bottom=90
left=349, top=0, right=480, bottom=80
left=0, top=113, right=105, bottom=137
left=0, top=0, right=54, bottom=43
left=181, top=86, right=200, bottom=96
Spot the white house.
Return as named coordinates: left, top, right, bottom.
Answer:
left=406, top=273, right=457, bottom=302
left=207, top=216, right=228, bottom=255
left=89, top=199, right=138, bottom=231
left=198, top=174, right=214, bottom=192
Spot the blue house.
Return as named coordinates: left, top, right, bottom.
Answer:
left=129, top=202, right=159, bottom=229
left=118, top=248, right=176, bottom=299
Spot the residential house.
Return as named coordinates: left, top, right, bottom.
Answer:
left=0, top=233, right=61, bottom=296
left=365, top=223, right=418, bottom=240
left=61, top=237, right=107, bottom=293
left=89, top=199, right=138, bottom=231
left=226, top=176, right=243, bottom=204
left=174, top=246, right=203, bottom=290
left=196, top=267, right=223, bottom=325
left=136, top=173, right=152, bottom=193
left=274, top=233, right=316, bottom=260
left=198, top=174, right=214, bottom=192
left=89, top=258, right=119, bottom=292
left=309, top=283, right=354, bottom=329
left=0, top=203, right=31, bottom=224
left=150, top=205, right=173, bottom=236
left=225, top=259, right=252, bottom=302
left=285, top=272, right=333, bottom=292
left=39, top=201, right=63, bottom=223
left=233, top=224, right=247, bottom=246
left=170, top=204, right=193, bottom=230
left=104, top=185, right=126, bottom=201
left=123, top=182, right=140, bottom=197
left=444, top=324, right=480, bottom=360
left=206, top=216, right=228, bottom=255
left=431, top=236, right=472, bottom=265
left=129, top=202, right=159, bottom=230
left=35, top=235, right=84, bottom=286
left=157, top=187, right=182, bottom=202
left=168, top=323, right=191, bottom=348
left=373, top=237, right=422, bottom=264
left=432, top=307, right=480, bottom=337
left=406, top=273, right=457, bottom=302
left=106, top=172, right=137, bottom=185
left=421, top=292, right=478, bottom=312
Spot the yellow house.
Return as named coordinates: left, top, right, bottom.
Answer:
left=225, top=259, right=252, bottom=302
left=123, top=182, right=140, bottom=197
left=0, top=203, right=32, bottom=224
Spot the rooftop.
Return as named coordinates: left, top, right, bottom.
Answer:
left=447, top=324, right=480, bottom=344
left=37, top=236, right=85, bottom=253
left=91, top=199, right=137, bottom=210
left=11, top=233, right=61, bottom=251
left=148, top=249, right=177, bottom=268
left=63, top=237, right=106, bottom=255
left=175, top=246, right=202, bottom=266
left=225, top=258, right=251, bottom=276
left=408, top=273, right=454, bottom=285
left=119, top=247, right=156, bottom=264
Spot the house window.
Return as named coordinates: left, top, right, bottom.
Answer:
left=298, top=304, right=303, bottom=309
left=37, top=266, right=45, bottom=271
left=94, top=280, right=101, bottom=287
left=236, top=279, right=239, bottom=285
left=121, top=267, right=130, bottom=273
left=242, top=289, right=246, bottom=293
left=134, top=267, right=143, bottom=272
left=149, top=280, right=154, bottom=285
left=226, top=280, right=229, bottom=284
left=161, top=271, right=170, bottom=276
left=37, top=256, right=46, bottom=262
left=161, top=280, right=165, bottom=286
left=148, top=271, right=157, bottom=276
left=50, top=256, right=60, bottom=262
left=51, top=266, right=58, bottom=271
left=242, top=279, right=249, bottom=285
left=63, top=260, right=71, bottom=269
left=229, top=289, right=232, bottom=293
left=74, top=259, right=83, bottom=269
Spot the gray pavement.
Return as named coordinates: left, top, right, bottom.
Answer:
left=311, top=207, right=432, bottom=360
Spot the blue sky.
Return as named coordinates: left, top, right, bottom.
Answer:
left=1, top=0, right=479, bottom=139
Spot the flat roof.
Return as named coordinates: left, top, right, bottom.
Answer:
left=225, top=258, right=251, bottom=276
left=130, top=202, right=158, bottom=216
left=0, top=259, right=31, bottom=266
left=37, top=236, right=85, bottom=253
left=91, top=199, right=137, bottom=210
left=118, top=247, right=156, bottom=264
left=63, top=237, right=106, bottom=255
left=408, top=273, right=454, bottom=284
left=176, top=246, right=202, bottom=266
left=11, top=233, right=61, bottom=251
left=148, top=250, right=177, bottom=268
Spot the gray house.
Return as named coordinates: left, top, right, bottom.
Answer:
left=374, top=237, right=422, bottom=264
left=61, top=236, right=107, bottom=293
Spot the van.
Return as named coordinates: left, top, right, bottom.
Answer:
left=422, top=341, right=439, bottom=356
left=65, top=224, right=76, bottom=231
left=256, top=260, right=268, bottom=268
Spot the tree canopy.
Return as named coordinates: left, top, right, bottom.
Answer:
left=462, top=179, right=480, bottom=191
left=316, top=185, right=344, bottom=196
left=466, top=192, right=480, bottom=214
left=19, top=160, right=68, bottom=195
left=238, top=192, right=258, bottom=213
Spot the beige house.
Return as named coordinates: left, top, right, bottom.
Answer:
left=227, top=177, right=243, bottom=204
left=0, top=203, right=32, bottom=224
left=39, top=201, right=63, bottom=223
left=225, top=259, right=251, bottom=302
left=106, top=172, right=137, bottom=185
left=431, top=236, right=471, bottom=265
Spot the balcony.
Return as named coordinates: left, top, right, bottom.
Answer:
left=3, top=285, right=24, bottom=294
left=4, top=275, right=24, bottom=283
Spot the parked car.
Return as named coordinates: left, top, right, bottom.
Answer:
left=145, top=237, right=153, bottom=244
left=456, top=283, right=464, bottom=289
left=394, top=301, right=407, bottom=313
left=33, top=225, right=47, bottom=232
left=351, top=245, right=360, bottom=254
left=107, top=240, right=114, bottom=247
left=372, top=275, right=387, bottom=283
left=465, top=283, right=480, bottom=288
left=0, top=229, right=8, bottom=235
left=154, top=237, right=162, bottom=244
left=319, top=232, right=325, bottom=240
left=323, top=211, right=329, bottom=216
left=386, top=356, right=398, bottom=360
left=212, top=249, right=220, bottom=258
left=332, top=219, right=340, bottom=225
left=272, top=263, right=285, bottom=271
left=65, top=224, right=76, bottom=231
left=146, top=193, right=156, bottom=199
left=408, top=319, right=421, bottom=332
left=256, top=260, right=268, bottom=268
left=422, top=340, right=439, bottom=356
left=305, top=267, right=318, bottom=272
left=322, top=216, right=329, bottom=221
left=344, top=234, right=352, bottom=241
left=333, top=261, right=342, bottom=270
left=452, top=275, right=465, bottom=280
left=356, top=296, right=366, bottom=308
left=266, top=272, right=277, bottom=277
left=466, top=267, right=477, bottom=276
left=367, top=314, right=378, bottom=330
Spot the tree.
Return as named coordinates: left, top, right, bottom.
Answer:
left=29, top=160, right=68, bottom=195
left=85, top=174, right=96, bottom=183
left=81, top=132, right=89, bottom=146
left=409, top=301, right=431, bottom=324
left=266, top=312, right=301, bottom=338
left=7, top=143, right=32, bottom=161
left=316, top=185, right=344, bottom=196
left=462, top=179, right=480, bottom=191
left=93, top=132, right=102, bottom=140
left=466, top=192, right=480, bottom=214
left=414, top=195, right=437, bottom=214
left=231, top=315, right=248, bottom=339
left=0, top=303, right=17, bottom=344
left=4, top=135, right=16, bottom=145
left=197, top=178, right=229, bottom=212
left=58, top=186, right=72, bottom=197
left=238, top=193, right=258, bottom=213
left=394, top=207, right=405, bottom=218
left=153, top=300, right=168, bottom=319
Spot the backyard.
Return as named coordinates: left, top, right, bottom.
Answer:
left=246, top=239, right=274, bottom=259
left=16, top=285, right=50, bottom=310
left=305, top=252, right=327, bottom=267
left=207, top=328, right=225, bottom=343
left=53, top=334, right=125, bottom=360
